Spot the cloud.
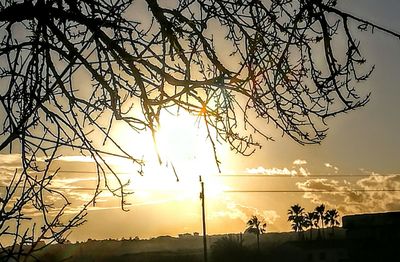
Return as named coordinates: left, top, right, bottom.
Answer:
left=0, top=153, right=136, bottom=167
left=356, top=174, right=400, bottom=190
left=296, top=174, right=400, bottom=214
left=54, top=155, right=95, bottom=163
left=324, top=163, right=339, bottom=172
left=0, top=154, right=22, bottom=168
left=246, top=166, right=297, bottom=176
left=51, top=177, right=98, bottom=189
left=246, top=162, right=310, bottom=177
left=0, top=154, right=94, bottom=166
left=262, top=210, right=280, bottom=224
left=293, top=159, right=307, bottom=165
left=0, top=169, right=18, bottom=185
left=297, top=178, right=341, bottom=192
left=210, top=199, right=280, bottom=226
left=298, top=167, right=310, bottom=177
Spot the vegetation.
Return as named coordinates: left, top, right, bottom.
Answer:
left=210, top=235, right=250, bottom=262
left=287, top=204, right=306, bottom=239
left=315, top=204, right=326, bottom=238
left=304, top=211, right=319, bottom=240
left=287, top=204, right=340, bottom=240
left=0, top=0, right=398, bottom=259
left=324, top=209, right=340, bottom=236
left=245, top=215, right=267, bottom=252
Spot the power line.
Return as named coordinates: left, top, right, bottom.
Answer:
left=7, top=169, right=390, bottom=178
left=217, top=174, right=377, bottom=178
left=223, top=189, right=400, bottom=193
left=1, top=185, right=399, bottom=193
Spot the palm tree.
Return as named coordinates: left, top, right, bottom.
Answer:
left=287, top=204, right=306, bottom=240
left=245, top=215, right=266, bottom=252
left=314, top=204, right=325, bottom=239
left=324, top=209, right=340, bottom=237
left=304, top=211, right=318, bottom=240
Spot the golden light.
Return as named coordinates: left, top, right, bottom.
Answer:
left=112, top=108, right=230, bottom=201
left=155, top=110, right=217, bottom=172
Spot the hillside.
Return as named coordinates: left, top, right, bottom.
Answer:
left=31, top=228, right=346, bottom=261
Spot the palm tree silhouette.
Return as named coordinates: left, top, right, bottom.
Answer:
left=315, top=204, right=326, bottom=239
left=304, top=211, right=318, bottom=240
left=287, top=204, right=306, bottom=240
left=245, top=215, right=266, bottom=252
left=324, top=209, right=340, bottom=237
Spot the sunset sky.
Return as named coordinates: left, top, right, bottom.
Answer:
left=1, top=0, right=400, bottom=243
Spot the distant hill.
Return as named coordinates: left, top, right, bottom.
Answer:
left=30, top=228, right=345, bottom=262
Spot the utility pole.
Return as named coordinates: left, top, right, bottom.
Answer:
left=199, top=176, right=208, bottom=262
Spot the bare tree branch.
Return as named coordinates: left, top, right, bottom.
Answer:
left=0, top=0, right=399, bottom=259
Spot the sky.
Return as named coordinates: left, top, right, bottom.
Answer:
left=1, top=0, right=400, bottom=243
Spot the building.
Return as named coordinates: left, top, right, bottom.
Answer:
left=342, top=211, right=400, bottom=262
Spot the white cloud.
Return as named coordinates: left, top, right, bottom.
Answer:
left=296, top=174, right=400, bottom=214
left=324, top=163, right=339, bottom=172
left=299, top=167, right=310, bottom=177
left=246, top=166, right=297, bottom=176
left=245, top=164, right=312, bottom=177
left=293, top=159, right=307, bottom=165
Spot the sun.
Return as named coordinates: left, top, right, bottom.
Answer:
left=155, top=110, right=219, bottom=174
left=112, top=108, right=229, bottom=198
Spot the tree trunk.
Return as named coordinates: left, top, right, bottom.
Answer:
left=257, top=233, right=260, bottom=252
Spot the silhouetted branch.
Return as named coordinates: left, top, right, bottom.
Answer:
left=0, top=0, right=398, bottom=259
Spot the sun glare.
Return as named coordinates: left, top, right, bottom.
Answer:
left=113, top=109, right=229, bottom=200
left=155, top=110, right=218, bottom=173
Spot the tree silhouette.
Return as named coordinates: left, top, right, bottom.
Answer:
left=1, top=0, right=400, bottom=259
left=0, top=169, right=95, bottom=261
left=324, top=209, right=340, bottom=237
left=287, top=204, right=306, bottom=239
left=315, top=204, right=326, bottom=239
left=245, top=215, right=267, bottom=252
left=304, top=211, right=319, bottom=240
